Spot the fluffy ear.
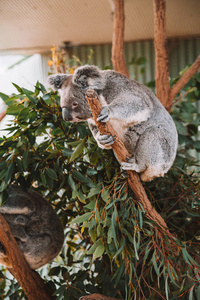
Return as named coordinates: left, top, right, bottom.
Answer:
left=73, top=65, right=105, bottom=89
left=47, top=74, right=71, bottom=90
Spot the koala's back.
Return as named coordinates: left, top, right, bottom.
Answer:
left=0, top=186, right=64, bottom=269
left=100, top=70, right=178, bottom=181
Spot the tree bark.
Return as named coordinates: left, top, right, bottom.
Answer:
left=0, top=110, right=6, bottom=122
left=85, top=89, right=169, bottom=232
left=0, top=213, right=52, bottom=300
left=80, top=294, right=119, bottom=300
left=153, top=0, right=170, bottom=108
left=111, top=0, right=129, bottom=77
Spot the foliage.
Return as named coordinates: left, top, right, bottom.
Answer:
left=0, top=68, right=199, bottom=299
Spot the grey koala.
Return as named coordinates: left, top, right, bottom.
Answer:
left=47, top=65, right=178, bottom=181
left=0, top=185, right=64, bottom=269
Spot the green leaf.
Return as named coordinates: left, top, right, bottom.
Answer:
left=87, top=239, right=101, bottom=255
left=72, top=170, right=95, bottom=188
left=62, top=148, right=73, bottom=157
left=0, top=169, right=7, bottom=180
left=23, top=151, right=29, bottom=170
left=165, top=276, right=169, bottom=300
left=93, top=243, right=105, bottom=259
left=193, top=141, right=200, bottom=149
left=136, top=57, right=147, bottom=65
left=152, top=252, right=159, bottom=276
left=89, top=228, right=97, bottom=243
left=111, top=206, right=118, bottom=249
left=113, top=237, right=125, bottom=259
left=101, top=188, right=110, bottom=203
left=87, top=185, right=101, bottom=198
left=133, top=232, right=139, bottom=260
left=182, top=248, right=192, bottom=266
left=12, top=83, right=23, bottom=93
left=181, top=102, right=196, bottom=113
left=0, top=92, right=9, bottom=102
left=0, top=181, right=8, bottom=192
left=69, top=142, right=84, bottom=163
left=6, top=104, right=23, bottom=116
left=69, top=212, right=93, bottom=224
left=46, top=168, right=58, bottom=180
left=68, top=175, right=76, bottom=190
left=5, top=163, right=14, bottom=183
left=40, top=172, right=47, bottom=187
left=22, top=88, right=38, bottom=104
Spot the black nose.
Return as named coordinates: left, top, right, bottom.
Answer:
left=62, top=107, right=72, bottom=121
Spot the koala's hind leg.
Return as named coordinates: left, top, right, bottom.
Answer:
left=121, top=127, right=173, bottom=181
left=121, top=157, right=146, bottom=173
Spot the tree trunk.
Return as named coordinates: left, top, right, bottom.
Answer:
left=153, top=0, right=170, bottom=108
left=111, top=0, right=129, bottom=77
left=0, top=213, right=52, bottom=300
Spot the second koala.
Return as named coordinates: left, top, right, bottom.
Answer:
left=0, top=185, right=64, bottom=269
left=48, top=65, right=178, bottom=181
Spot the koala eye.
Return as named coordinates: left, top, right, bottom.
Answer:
left=72, top=101, right=78, bottom=108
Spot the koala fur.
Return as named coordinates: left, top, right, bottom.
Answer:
left=0, top=185, right=64, bottom=269
left=47, top=65, right=178, bottom=181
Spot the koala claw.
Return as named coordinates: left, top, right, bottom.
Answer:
left=97, top=106, right=110, bottom=122
left=97, top=134, right=115, bottom=146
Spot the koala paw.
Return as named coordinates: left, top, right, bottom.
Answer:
left=121, top=158, right=143, bottom=172
left=97, top=134, right=115, bottom=147
left=97, top=106, right=110, bottom=122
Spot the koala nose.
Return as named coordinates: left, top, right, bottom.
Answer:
left=62, top=107, right=73, bottom=121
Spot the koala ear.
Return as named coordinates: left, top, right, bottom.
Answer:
left=73, top=65, right=105, bottom=89
left=47, top=74, right=71, bottom=90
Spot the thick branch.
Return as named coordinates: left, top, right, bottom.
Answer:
left=111, top=0, right=129, bottom=77
left=85, top=89, right=169, bottom=232
left=169, top=55, right=200, bottom=109
left=153, top=0, right=170, bottom=108
left=0, top=213, right=52, bottom=300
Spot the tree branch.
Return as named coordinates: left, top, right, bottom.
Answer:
left=85, top=89, right=170, bottom=232
left=111, top=0, right=129, bottom=77
left=0, top=213, right=52, bottom=300
left=168, top=55, right=200, bottom=110
left=153, top=0, right=170, bottom=108
left=0, top=110, right=6, bottom=122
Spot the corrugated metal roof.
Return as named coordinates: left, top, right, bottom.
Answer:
left=0, top=0, right=200, bottom=54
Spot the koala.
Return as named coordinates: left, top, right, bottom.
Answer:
left=0, top=185, right=64, bottom=269
left=47, top=65, right=178, bottom=181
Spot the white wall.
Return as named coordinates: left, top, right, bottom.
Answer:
left=0, top=54, right=50, bottom=137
